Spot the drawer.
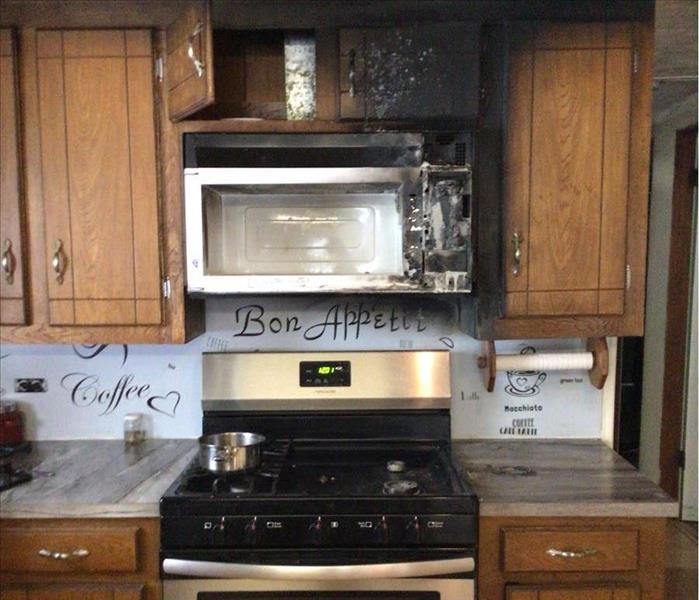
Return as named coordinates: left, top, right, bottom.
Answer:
left=502, top=527, right=639, bottom=572
left=0, top=525, right=139, bottom=573
left=0, top=583, right=144, bottom=600
left=506, top=584, right=640, bottom=600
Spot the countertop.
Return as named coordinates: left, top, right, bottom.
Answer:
left=0, top=439, right=678, bottom=519
left=452, top=439, right=679, bottom=518
left=0, top=439, right=197, bottom=519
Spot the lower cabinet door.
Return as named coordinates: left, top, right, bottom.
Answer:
left=0, top=583, right=143, bottom=600
left=507, top=585, right=639, bottom=600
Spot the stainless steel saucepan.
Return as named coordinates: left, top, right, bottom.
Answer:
left=198, top=432, right=266, bottom=474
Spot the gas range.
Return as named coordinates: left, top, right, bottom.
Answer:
left=161, top=439, right=476, bottom=546
left=160, top=351, right=477, bottom=600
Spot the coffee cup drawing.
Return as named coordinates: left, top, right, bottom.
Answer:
left=504, top=346, right=547, bottom=397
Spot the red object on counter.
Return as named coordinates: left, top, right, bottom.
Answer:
left=0, top=401, right=25, bottom=445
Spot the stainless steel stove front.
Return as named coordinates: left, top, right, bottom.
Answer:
left=164, top=576, right=474, bottom=600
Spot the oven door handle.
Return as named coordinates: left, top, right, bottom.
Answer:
left=162, top=557, right=475, bottom=580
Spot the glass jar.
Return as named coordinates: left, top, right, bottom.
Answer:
left=0, top=401, right=25, bottom=445
left=123, top=413, right=146, bottom=446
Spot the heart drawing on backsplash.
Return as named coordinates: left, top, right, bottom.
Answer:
left=147, top=391, right=181, bottom=418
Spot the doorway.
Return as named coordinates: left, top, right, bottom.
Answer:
left=658, top=126, right=697, bottom=519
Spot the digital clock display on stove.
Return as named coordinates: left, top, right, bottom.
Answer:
left=299, top=361, right=351, bottom=387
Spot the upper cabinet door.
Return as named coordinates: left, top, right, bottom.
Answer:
left=339, top=23, right=480, bottom=121
left=165, top=0, right=214, bottom=121
left=35, top=29, right=162, bottom=327
left=501, top=22, right=650, bottom=334
left=0, top=30, right=28, bottom=325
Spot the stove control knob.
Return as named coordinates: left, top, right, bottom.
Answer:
left=244, top=516, right=258, bottom=545
left=215, top=517, right=226, bottom=532
left=308, top=516, right=322, bottom=545
left=373, top=516, right=389, bottom=544
left=404, top=516, right=421, bottom=544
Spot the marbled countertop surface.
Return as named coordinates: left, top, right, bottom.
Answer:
left=0, top=439, right=678, bottom=519
left=452, top=439, right=679, bottom=518
left=0, top=439, right=197, bottom=518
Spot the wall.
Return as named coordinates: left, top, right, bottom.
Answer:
left=681, top=151, right=697, bottom=521
left=639, top=93, right=698, bottom=485
left=0, top=296, right=608, bottom=441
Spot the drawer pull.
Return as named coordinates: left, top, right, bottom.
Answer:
left=348, top=48, right=357, bottom=97
left=187, top=21, right=205, bottom=78
left=546, top=547, right=598, bottom=559
left=2, top=239, right=16, bottom=284
left=38, top=547, right=90, bottom=560
left=511, top=232, right=522, bottom=277
left=51, top=239, right=67, bottom=284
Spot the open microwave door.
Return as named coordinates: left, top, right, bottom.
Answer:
left=185, top=167, right=423, bottom=294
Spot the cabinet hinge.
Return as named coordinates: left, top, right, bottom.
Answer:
left=625, top=264, right=632, bottom=290
left=162, top=277, right=171, bottom=299
left=632, top=49, right=639, bottom=74
left=677, top=449, right=686, bottom=469
left=155, top=56, right=164, bottom=83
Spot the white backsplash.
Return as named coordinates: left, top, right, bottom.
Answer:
left=0, top=296, right=604, bottom=440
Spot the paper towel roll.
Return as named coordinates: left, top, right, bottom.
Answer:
left=495, top=352, right=594, bottom=372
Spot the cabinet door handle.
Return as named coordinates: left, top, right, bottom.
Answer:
left=2, top=239, right=16, bottom=285
left=187, top=20, right=205, bottom=78
left=546, top=547, right=598, bottom=559
left=51, top=239, right=67, bottom=285
left=38, top=547, right=90, bottom=560
left=511, top=232, right=522, bottom=277
left=348, top=48, right=356, bottom=97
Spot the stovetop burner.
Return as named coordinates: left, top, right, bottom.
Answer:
left=383, top=479, right=420, bottom=496
left=170, top=440, right=463, bottom=500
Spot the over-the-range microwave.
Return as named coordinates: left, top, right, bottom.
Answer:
left=183, top=133, right=473, bottom=294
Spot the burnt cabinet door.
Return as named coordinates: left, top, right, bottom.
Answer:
left=165, top=0, right=214, bottom=121
left=339, top=23, right=480, bottom=121
left=0, top=29, right=28, bottom=325
left=507, top=585, right=639, bottom=600
left=496, top=22, right=651, bottom=338
left=34, top=29, right=162, bottom=326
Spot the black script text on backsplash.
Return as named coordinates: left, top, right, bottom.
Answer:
left=233, top=303, right=428, bottom=341
left=61, top=372, right=181, bottom=417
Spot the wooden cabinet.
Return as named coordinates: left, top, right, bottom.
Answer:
left=479, top=516, right=666, bottom=600
left=0, top=29, right=27, bottom=326
left=507, top=585, right=639, bottom=600
left=165, top=0, right=214, bottom=121
left=494, top=22, right=652, bottom=338
left=35, top=29, right=162, bottom=327
left=338, top=23, right=480, bottom=121
left=1, top=525, right=138, bottom=573
left=0, top=583, right=143, bottom=600
left=164, top=1, right=289, bottom=122
left=0, top=518, right=158, bottom=600
left=502, top=527, right=639, bottom=573
left=0, top=27, right=204, bottom=343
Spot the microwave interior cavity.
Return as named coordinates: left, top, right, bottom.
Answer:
left=184, top=133, right=473, bottom=294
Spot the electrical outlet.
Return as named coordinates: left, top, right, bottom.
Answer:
left=15, top=378, right=47, bottom=393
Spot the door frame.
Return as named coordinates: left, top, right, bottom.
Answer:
left=658, top=124, right=698, bottom=498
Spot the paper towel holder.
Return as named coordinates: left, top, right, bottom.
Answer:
left=477, top=338, right=609, bottom=392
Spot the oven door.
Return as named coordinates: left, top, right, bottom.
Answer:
left=162, top=555, right=474, bottom=600
left=164, top=578, right=472, bottom=600
left=184, top=167, right=421, bottom=294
